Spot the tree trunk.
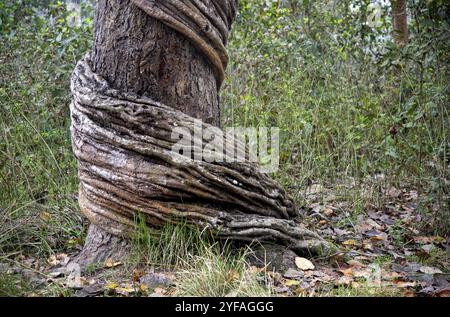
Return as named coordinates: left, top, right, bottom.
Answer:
left=392, top=0, right=408, bottom=47
left=73, top=0, right=222, bottom=266
left=71, top=0, right=332, bottom=267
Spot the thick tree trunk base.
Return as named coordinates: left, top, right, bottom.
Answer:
left=70, top=0, right=332, bottom=269
left=72, top=224, right=131, bottom=268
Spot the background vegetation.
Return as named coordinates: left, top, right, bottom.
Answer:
left=0, top=0, right=448, bottom=296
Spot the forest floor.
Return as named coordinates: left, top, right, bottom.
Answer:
left=1, top=178, right=448, bottom=297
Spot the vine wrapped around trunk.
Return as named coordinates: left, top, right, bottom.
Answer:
left=70, top=0, right=333, bottom=259
left=70, top=56, right=332, bottom=256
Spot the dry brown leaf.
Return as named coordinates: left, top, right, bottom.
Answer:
left=248, top=266, right=265, bottom=274
left=47, top=255, right=60, bottom=267
left=55, top=253, right=70, bottom=266
left=388, top=186, right=401, bottom=198
left=362, top=240, right=374, bottom=251
left=154, top=287, right=166, bottom=294
left=347, top=259, right=364, bottom=268
left=104, top=259, right=122, bottom=268
left=139, top=284, right=149, bottom=293
left=342, top=239, right=359, bottom=246
left=132, top=269, right=145, bottom=282
left=369, top=232, right=388, bottom=241
left=395, top=281, right=416, bottom=288
left=116, top=285, right=136, bottom=295
left=382, top=271, right=401, bottom=281
left=323, top=208, right=334, bottom=217
left=353, top=269, right=371, bottom=279
left=419, top=266, right=442, bottom=274
left=339, top=267, right=353, bottom=277
left=40, top=211, right=51, bottom=222
left=295, top=257, right=315, bottom=270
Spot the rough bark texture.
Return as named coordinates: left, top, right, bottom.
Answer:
left=392, top=0, right=408, bottom=47
left=71, top=0, right=332, bottom=267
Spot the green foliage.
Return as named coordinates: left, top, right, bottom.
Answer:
left=223, top=0, right=449, bottom=235
left=0, top=0, right=93, bottom=255
left=131, top=214, right=209, bottom=269
left=0, top=273, right=33, bottom=296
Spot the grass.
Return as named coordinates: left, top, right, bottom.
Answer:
left=129, top=216, right=272, bottom=296
left=325, top=284, right=403, bottom=297
left=130, top=215, right=208, bottom=270
left=0, top=273, right=33, bottom=297
left=175, top=245, right=272, bottom=297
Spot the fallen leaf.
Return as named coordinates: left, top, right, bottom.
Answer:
left=413, top=236, right=445, bottom=244
left=228, top=269, right=240, bottom=281
left=334, top=228, right=351, bottom=237
left=388, top=186, right=401, bottom=198
left=283, top=268, right=304, bottom=279
left=382, top=271, right=401, bottom=281
left=154, top=287, right=166, bottom=294
left=342, top=239, right=359, bottom=246
left=56, top=253, right=70, bottom=266
left=405, top=190, right=418, bottom=201
left=362, top=240, right=374, bottom=251
left=347, top=259, right=364, bottom=268
left=419, top=266, right=443, bottom=275
left=395, top=281, right=416, bottom=288
left=295, top=257, right=315, bottom=270
left=105, top=282, right=118, bottom=290
left=48, top=271, right=64, bottom=278
left=40, top=211, right=51, bottom=222
left=139, top=284, right=149, bottom=293
left=132, top=269, right=145, bottom=282
left=421, top=244, right=435, bottom=254
left=403, top=289, right=416, bottom=297
left=248, top=266, right=265, bottom=274
left=67, top=276, right=86, bottom=289
left=323, top=208, right=334, bottom=217
left=353, top=269, right=371, bottom=279
left=284, top=279, right=301, bottom=287
left=339, top=268, right=353, bottom=277
left=366, top=219, right=384, bottom=231
left=368, top=231, right=388, bottom=242
left=104, top=259, right=122, bottom=268
left=116, top=285, right=136, bottom=296
left=351, top=281, right=361, bottom=288
left=47, top=255, right=59, bottom=267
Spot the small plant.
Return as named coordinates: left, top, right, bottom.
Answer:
left=130, top=214, right=208, bottom=269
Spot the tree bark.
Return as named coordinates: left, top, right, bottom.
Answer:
left=392, top=0, right=408, bottom=47
left=74, top=0, right=222, bottom=266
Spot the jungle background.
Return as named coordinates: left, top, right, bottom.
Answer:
left=0, top=0, right=448, bottom=297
